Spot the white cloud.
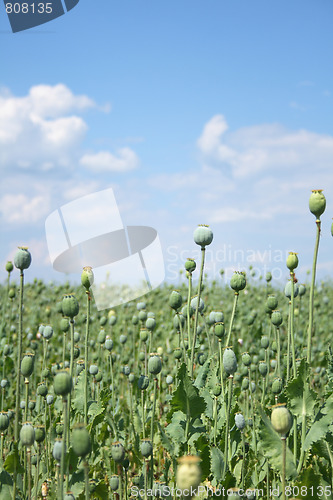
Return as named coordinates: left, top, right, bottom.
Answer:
left=197, top=114, right=333, bottom=179
left=0, top=194, right=50, bottom=223
left=79, top=148, right=139, bottom=172
left=0, top=84, right=139, bottom=174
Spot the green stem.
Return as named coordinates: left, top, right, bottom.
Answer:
left=276, top=327, right=281, bottom=379
left=150, top=378, right=158, bottom=488
left=84, top=290, right=91, bottom=426
left=24, top=379, right=29, bottom=423
left=213, top=397, right=218, bottom=446
left=84, top=460, right=90, bottom=500
left=222, top=376, right=233, bottom=479
left=225, top=293, right=239, bottom=347
left=59, top=397, right=68, bottom=500
left=27, top=447, right=31, bottom=500
left=297, top=411, right=307, bottom=474
left=13, top=270, right=24, bottom=500
left=290, top=275, right=297, bottom=378
left=307, top=219, right=321, bottom=364
left=190, top=247, right=206, bottom=378
left=282, top=437, right=286, bottom=500
left=187, top=273, right=192, bottom=349
left=218, top=341, right=225, bottom=401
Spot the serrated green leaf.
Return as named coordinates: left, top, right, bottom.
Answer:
left=200, top=388, right=214, bottom=419
left=302, top=394, right=333, bottom=451
left=294, top=466, right=323, bottom=500
left=194, top=355, right=213, bottom=389
left=168, top=363, right=206, bottom=421
left=72, top=370, right=85, bottom=414
left=210, top=447, right=224, bottom=485
left=87, top=401, right=105, bottom=432
left=4, top=449, right=24, bottom=475
left=258, top=406, right=297, bottom=480
left=165, top=411, right=186, bottom=444
left=285, top=359, right=317, bottom=424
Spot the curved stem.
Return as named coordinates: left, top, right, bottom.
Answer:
left=84, top=290, right=91, bottom=425
left=307, top=219, right=321, bottom=364
left=290, top=275, right=297, bottom=378
left=190, top=247, right=206, bottom=378
left=225, top=293, right=239, bottom=347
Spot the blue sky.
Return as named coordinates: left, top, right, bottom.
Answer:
left=1, top=0, right=333, bottom=290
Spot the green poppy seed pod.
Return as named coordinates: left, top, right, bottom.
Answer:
left=43, top=325, right=53, bottom=340
left=5, top=261, right=13, bottom=273
left=64, top=494, right=75, bottom=500
left=8, top=288, right=15, bottom=299
left=89, top=365, right=98, bottom=376
left=174, top=348, right=182, bottom=360
left=169, top=290, right=183, bottom=311
left=261, top=336, right=269, bottom=349
left=109, top=475, right=119, bottom=491
left=72, top=425, right=91, bottom=457
left=123, top=366, right=130, bottom=376
left=105, top=337, right=113, bottom=351
left=37, top=383, right=48, bottom=397
left=309, top=189, right=326, bottom=218
left=258, top=361, right=268, bottom=377
left=214, top=311, right=224, bottom=323
left=21, top=354, right=35, bottom=378
left=62, top=294, right=79, bottom=319
left=214, top=322, right=225, bottom=339
left=53, top=439, right=64, bottom=463
left=227, top=489, right=241, bottom=500
left=138, top=351, right=145, bottom=362
left=137, top=301, right=146, bottom=311
left=193, top=224, right=213, bottom=248
left=173, top=314, right=185, bottom=330
left=286, top=252, right=299, bottom=271
left=299, top=284, right=306, bottom=297
left=46, top=394, right=54, bottom=405
left=60, top=318, right=69, bottom=333
left=140, top=439, right=153, bottom=457
left=14, top=247, right=32, bottom=271
left=34, top=425, right=46, bottom=443
left=235, top=413, right=246, bottom=430
left=99, top=316, right=107, bottom=327
left=119, top=334, right=127, bottom=345
left=230, top=272, right=246, bottom=292
left=176, top=455, right=202, bottom=492
left=138, top=310, right=147, bottom=322
left=271, top=310, right=283, bottom=327
left=148, top=354, right=162, bottom=376
left=213, top=384, right=222, bottom=397
left=284, top=280, right=299, bottom=299
left=266, top=295, right=278, bottom=310
left=145, top=317, right=156, bottom=331
left=242, top=352, right=251, bottom=366
left=166, top=375, right=173, bottom=385
left=97, top=329, right=106, bottom=344
left=20, top=423, right=35, bottom=447
left=111, top=442, right=125, bottom=462
left=0, top=412, right=9, bottom=431
left=190, top=296, right=205, bottom=313
left=109, top=315, right=117, bottom=326
left=272, top=377, right=283, bottom=395
left=265, top=271, right=272, bottom=283
left=54, top=370, right=72, bottom=396
left=138, top=375, right=149, bottom=390
left=132, top=315, right=139, bottom=325
left=140, top=328, right=149, bottom=342
left=81, top=266, right=94, bottom=290
left=241, top=377, right=249, bottom=391
left=271, top=404, right=293, bottom=436
left=223, top=348, right=237, bottom=375
left=185, top=258, right=196, bottom=273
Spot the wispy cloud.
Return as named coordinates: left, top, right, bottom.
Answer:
left=79, top=148, right=139, bottom=172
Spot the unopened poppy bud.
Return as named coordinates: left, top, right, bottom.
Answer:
left=169, top=290, right=183, bottom=311
left=20, top=423, right=35, bottom=447
left=81, top=266, right=94, bottom=290
left=309, top=189, right=326, bottom=218
left=286, top=252, right=298, bottom=271
left=5, top=261, right=13, bottom=273
left=72, top=425, right=91, bottom=457
left=185, top=258, right=196, bottom=273
left=223, top=348, right=237, bottom=375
